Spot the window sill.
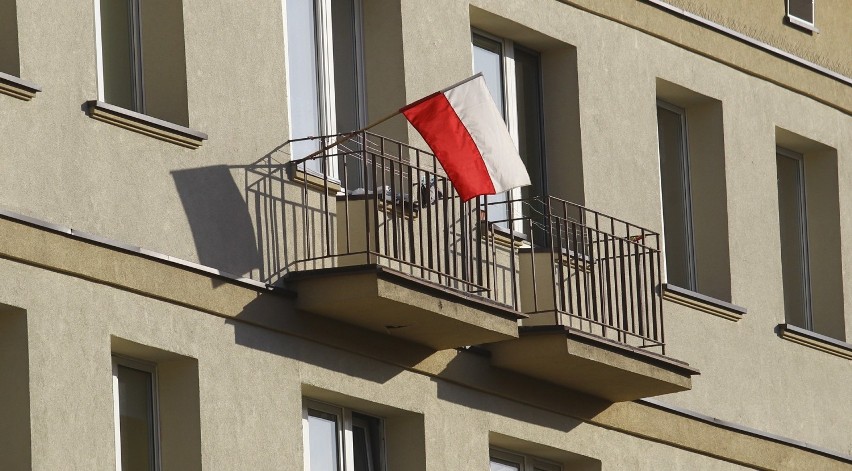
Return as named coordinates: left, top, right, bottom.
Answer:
left=85, top=100, right=207, bottom=149
left=0, top=71, right=41, bottom=101
left=778, top=323, right=852, bottom=360
left=663, top=284, right=746, bottom=321
left=785, top=15, right=819, bottom=33
left=290, top=167, right=342, bottom=194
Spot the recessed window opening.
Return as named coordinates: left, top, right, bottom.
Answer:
left=303, top=399, right=385, bottom=471
left=776, top=148, right=814, bottom=331
left=0, top=0, right=21, bottom=76
left=471, top=29, right=547, bottom=234
left=787, top=0, right=815, bottom=28
left=95, top=0, right=190, bottom=125
left=490, top=448, right=562, bottom=471
left=112, top=356, right=161, bottom=471
left=656, top=100, right=697, bottom=291
left=286, top=0, right=366, bottom=187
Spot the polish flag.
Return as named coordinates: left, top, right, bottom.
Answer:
left=400, top=74, right=531, bottom=202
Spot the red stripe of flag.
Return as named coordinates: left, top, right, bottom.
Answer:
left=401, top=93, right=495, bottom=201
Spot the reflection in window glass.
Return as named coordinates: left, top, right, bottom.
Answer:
left=114, top=362, right=158, bottom=471
left=308, top=410, right=340, bottom=471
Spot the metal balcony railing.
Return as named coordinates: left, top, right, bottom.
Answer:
left=278, top=131, right=665, bottom=352
left=507, top=196, right=665, bottom=353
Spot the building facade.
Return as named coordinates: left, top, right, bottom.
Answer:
left=1, top=0, right=850, bottom=469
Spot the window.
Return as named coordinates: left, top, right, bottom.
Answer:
left=490, top=448, right=561, bottom=471
left=0, top=0, right=20, bottom=77
left=303, top=399, right=384, bottom=471
left=112, top=356, right=161, bottom=471
left=95, top=0, right=190, bottom=125
left=286, top=0, right=366, bottom=184
left=655, top=82, right=731, bottom=302
left=472, top=31, right=546, bottom=231
left=787, top=0, right=815, bottom=29
left=656, top=100, right=696, bottom=290
left=775, top=141, right=844, bottom=340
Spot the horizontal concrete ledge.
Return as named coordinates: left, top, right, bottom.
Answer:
left=663, top=284, right=746, bottom=321
left=85, top=100, right=208, bottom=149
left=0, top=71, right=41, bottom=101
left=640, top=398, right=852, bottom=465
left=778, top=323, right=852, bottom=360
left=640, top=0, right=846, bottom=86
left=0, top=207, right=282, bottom=295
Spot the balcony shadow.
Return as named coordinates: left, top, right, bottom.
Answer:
left=432, top=349, right=612, bottom=430
left=225, top=289, right=434, bottom=385
left=171, top=165, right=262, bottom=286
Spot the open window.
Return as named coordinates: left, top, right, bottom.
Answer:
left=490, top=448, right=561, bottom=471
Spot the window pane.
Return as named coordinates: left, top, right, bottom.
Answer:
left=352, top=413, right=382, bottom=471
left=308, top=410, right=340, bottom=471
left=116, top=365, right=156, bottom=471
left=788, top=0, right=813, bottom=22
left=514, top=46, right=544, bottom=202
left=657, top=105, right=695, bottom=289
left=100, top=0, right=136, bottom=110
left=776, top=152, right=810, bottom=328
left=490, top=458, right=522, bottom=471
left=286, top=0, right=323, bottom=171
left=331, top=0, right=364, bottom=189
left=472, top=34, right=509, bottom=227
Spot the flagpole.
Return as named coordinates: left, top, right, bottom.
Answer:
left=289, top=109, right=402, bottom=165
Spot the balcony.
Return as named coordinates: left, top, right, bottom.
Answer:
left=265, top=131, right=696, bottom=398
left=275, top=132, right=525, bottom=350
left=487, top=197, right=699, bottom=401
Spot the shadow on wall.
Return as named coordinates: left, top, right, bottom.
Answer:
left=171, top=165, right=262, bottom=285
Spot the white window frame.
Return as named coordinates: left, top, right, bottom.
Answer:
left=471, top=29, right=546, bottom=233
left=283, top=0, right=367, bottom=181
left=302, top=399, right=386, bottom=471
left=94, top=0, right=147, bottom=113
left=490, top=447, right=562, bottom=471
left=112, top=355, right=161, bottom=471
left=777, top=146, right=814, bottom=330
left=656, top=99, right=698, bottom=291
left=786, top=0, right=817, bottom=31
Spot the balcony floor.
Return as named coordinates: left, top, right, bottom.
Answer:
left=487, top=325, right=699, bottom=402
left=284, top=264, right=525, bottom=350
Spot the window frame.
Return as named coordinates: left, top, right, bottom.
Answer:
left=786, top=0, right=816, bottom=30
left=656, top=99, right=698, bottom=291
left=489, top=447, right=562, bottom=471
left=471, top=28, right=548, bottom=233
left=112, top=355, right=162, bottom=471
left=302, top=398, right=386, bottom=471
left=284, top=0, right=368, bottom=182
left=776, top=146, right=814, bottom=331
left=94, top=0, right=147, bottom=114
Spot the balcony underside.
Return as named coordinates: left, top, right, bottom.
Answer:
left=487, top=325, right=699, bottom=402
left=284, top=264, right=525, bottom=350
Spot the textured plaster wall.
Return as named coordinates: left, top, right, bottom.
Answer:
left=0, top=0, right=850, bottom=460
left=469, top=0, right=852, bottom=455
left=0, top=258, right=760, bottom=470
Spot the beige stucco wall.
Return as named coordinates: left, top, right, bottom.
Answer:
left=663, top=0, right=852, bottom=77
left=1, top=0, right=850, bottom=465
left=0, top=257, right=790, bottom=470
